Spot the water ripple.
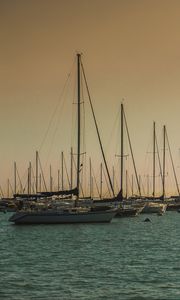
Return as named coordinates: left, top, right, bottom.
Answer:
left=1, top=212, right=180, bottom=299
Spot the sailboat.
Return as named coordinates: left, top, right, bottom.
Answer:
left=9, top=54, right=117, bottom=224
left=141, top=123, right=167, bottom=214
left=115, top=103, right=143, bottom=217
left=92, top=103, right=143, bottom=216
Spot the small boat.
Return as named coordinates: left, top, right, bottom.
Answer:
left=166, top=198, right=180, bottom=211
left=0, top=198, right=17, bottom=212
left=115, top=206, right=140, bottom=217
left=141, top=201, right=167, bottom=214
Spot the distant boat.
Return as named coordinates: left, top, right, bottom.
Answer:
left=115, top=205, right=141, bottom=217
left=141, top=201, right=167, bottom=214
left=9, top=54, right=117, bottom=225
left=166, top=197, right=180, bottom=211
left=0, top=198, right=17, bottom=212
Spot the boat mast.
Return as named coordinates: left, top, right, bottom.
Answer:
left=61, top=151, right=64, bottom=191
left=14, top=162, right=16, bottom=195
left=36, top=150, right=38, bottom=193
left=165, top=128, right=180, bottom=197
left=50, top=164, right=52, bottom=192
left=120, top=103, right=124, bottom=198
left=152, top=122, right=156, bottom=198
left=76, top=53, right=81, bottom=202
left=162, top=125, right=166, bottom=200
left=147, top=174, right=150, bottom=197
left=7, top=178, right=10, bottom=198
left=28, top=162, right=31, bottom=195
left=125, top=169, right=128, bottom=199
left=70, top=147, right=73, bottom=190
left=89, top=157, right=92, bottom=198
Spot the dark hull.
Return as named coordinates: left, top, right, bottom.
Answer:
left=9, top=209, right=117, bottom=225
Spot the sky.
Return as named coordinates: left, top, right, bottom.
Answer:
left=1, top=0, right=180, bottom=197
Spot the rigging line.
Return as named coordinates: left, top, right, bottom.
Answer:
left=39, top=59, right=76, bottom=152
left=43, top=78, right=75, bottom=170
left=30, top=165, right=36, bottom=193
left=81, top=60, right=115, bottom=197
left=110, top=105, right=121, bottom=157
left=127, top=172, right=133, bottom=197
left=165, top=129, right=180, bottom=196
left=27, top=165, right=34, bottom=193
left=143, top=127, right=153, bottom=178
left=123, top=109, right=141, bottom=197
left=139, top=175, right=146, bottom=196
left=84, top=152, right=87, bottom=196
left=38, top=156, right=48, bottom=192
left=8, top=180, right=14, bottom=196
left=22, top=174, right=28, bottom=194
left=16, top=167, right=23, bottom=193
left=155, top=133, right=163, bottom=187
left=63, top=154, right=71, bottom=189
left=102, top=166, right=111, bottom=197
left=113, top=167, right=119, bottom=195
left=91, top=163, right=100, bottom=198
left=15, top=157, right=36, bottom=192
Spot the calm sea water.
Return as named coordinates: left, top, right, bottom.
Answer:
left=0, top=211, right=180, bottom=300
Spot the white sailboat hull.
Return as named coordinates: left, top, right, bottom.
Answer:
left=9, top=209, right=117, bottom=224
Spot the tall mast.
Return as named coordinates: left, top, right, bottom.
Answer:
left=89, top=158, right=92, bottom=198
left=162, top=125, right=166, bottom=200
left=76, top=53, right=81, bottom=201
left=36, top=150, right=38, bottom=193
left=28, top=162, right=31, bottom=195
left=165, top=128, right=180, bottom=196
left=120, top=103, right=124, bottom=197
left=7, top=178, right=10, bottom=198
left=70, top=147, right=73, bottom=190
left=14, top=162, right=16, bottom=195
left=50, top=164, right=52, bottom=192
left=147, top=174, right=150, bottom=197
left=61, top=151, right=64, bottom=191
left=125, top=169, right=128, bottom=199
left=152, top=121, right=156, bottom=198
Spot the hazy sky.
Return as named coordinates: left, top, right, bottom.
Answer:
left=1, top=0, right=180, bottom=196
